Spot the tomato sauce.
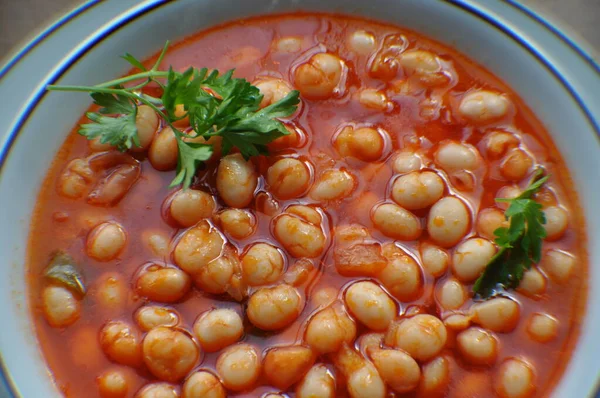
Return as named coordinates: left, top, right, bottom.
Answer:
left=27, top=13, right=587, bottom=398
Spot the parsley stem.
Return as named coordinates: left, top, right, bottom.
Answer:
left=47, top=70, right=171, bottom=92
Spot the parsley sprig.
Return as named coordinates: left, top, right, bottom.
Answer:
left=47, top=41, right=300, bottom=189
left=473, top=169, right=549, bottom=298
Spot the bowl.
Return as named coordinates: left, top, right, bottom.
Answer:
left=0, top=0, right=598, bottom=396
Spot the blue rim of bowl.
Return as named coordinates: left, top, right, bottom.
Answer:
left=0, top=1, right=598, bottom=397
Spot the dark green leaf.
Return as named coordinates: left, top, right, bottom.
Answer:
left=170, top=140, right=213, bottom=189
left=121, top=53, right=147, bottom=71
left=44, top=251, right=86, bottom=297
left=79, top=108, right=139, bottom=151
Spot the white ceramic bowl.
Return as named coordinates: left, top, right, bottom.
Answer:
left=0, top=1, right=598, bottom=397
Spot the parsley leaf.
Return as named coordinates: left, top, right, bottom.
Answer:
left=473, top=169, right=549, bottom=298
left=171, top=140, right=213, bottom=189
left=47, top=41, right=300, bottom=189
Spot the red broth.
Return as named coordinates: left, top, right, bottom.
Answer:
left=28, top=13, right=587, bottom=398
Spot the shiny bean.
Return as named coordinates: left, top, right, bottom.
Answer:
left=392, top=151, right=422, bottom=174
left=170, top=189, right=216, bottom=227
left=263, top=345, right=315, bottom=389
left=378, top=243, right=423, bottom=301
left=294, top=53, right=345, bottom=100
left=135, top=306, right=180, bottom=332
left=348, top=30, right=376, bottom=55
left=500, top=149, right=533, bottom=181
left=386, top=315, right=447, bottom=361
left=267, top=158, right=311, bottom=199
left=371, top=203, right=422, bottom=240
left=174, top=221, right=224, bottom=274
left=527, top=313, right=558, bottom=343
left=370, top=348, right=420, bottom=393
left=42, top=285, right=81, bottom=328
left=305, top=301, right=357, bottom=354
left=334, top=126, right=388, bottom=162
left=247, top=284, right=303, bottom=330
left=273, top=211, right=326, bottom=258
left=459, top=90, right=511, bottom=123
left=216, top=153, right=258, bottom=208
left=149, top=127, right=178, bottom=171
left=543, top=206, right=568, bottom=240
left=182, top=371, right=225, bottom=398
left=217, top=209, right=256, bottom=239
left=135, top=264, right=191, bottom=303
left=541, top=249, right=575, bottom=283
left=254, top=77, right=295, bottom=108
left=310, top=168, right=356, bottom=201
left=100, top=321, right=142, bottom=367
left=97, top=369, right=128, bottom=398
left=457, top=327, right=498, bottom=365
left=420, top=243, right=449, bottom=277
left=132, top=105, right=159, bottom=152
left=86, top=221, right=127, bottom=261
left=495, top=358, right=536, bottom=398
left=296, top=364, right=336, bottom=398
left=135, top=383, right=179, bottom=398
left=435, top=142, right=479, bottom=172
left=241, top=242, right=284, bottom=286
left=216, top=344, right=261, bottom=391
left=193, top=308, right=243, bottom=352
left=344, top=281, right=396, bottom=331
left=142, top=327, right=199, bottom=382
left=437, top=278, right=468, bottom=310
left=452, top=238, right=496, bottom=282
left=391, top=171, right=444, bottom=210
left=472, top=297, right=520, bottom=332
left=427, top=196, right=470, bottom=248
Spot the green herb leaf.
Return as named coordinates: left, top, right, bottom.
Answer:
left=46, top=41, right=300, bottom=190
left=80, top=108, right=139, bottom=151
left=170, top=140, right=214, bottom=189
left=44, top=251, right=86, bottom=297
left=473, top=169, right=549, bottom=298
left=121, top=53, right=147, bottom=71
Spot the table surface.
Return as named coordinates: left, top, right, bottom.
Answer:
left=1, top=0, right=599, bottom=63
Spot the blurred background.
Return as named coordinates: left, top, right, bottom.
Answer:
left=1, top=0, right=599, bottom=60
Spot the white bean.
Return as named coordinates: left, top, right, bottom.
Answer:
left=418, top=356, right=450, bottom=396
left=135, top=264, right=191, bottom=303
left=334, top=126, right=388, bottom=162
left=357, top=88, right=390, bottom=111
left=254, top=78, right=295, bottom=108
left=294, top=53, right=345, bottom=100
left=149, top=127, right=178, bottom=171
left=135, top=306, right=179, bottom=332
left=241, top=242, right=284, bottom=286
left=97, top=369, right=128, bottom=398
left=495, top=358, right=536, bottom=398
left=378, top=243, right=423, bottom=301
left=273, top=212, right=326, bottom=258
left=216, top=153, right=258, bottom=208
left=274, top=36, right=303, bottom=53
left=518, top=267, right=547, bottom=297
left=486, top=131, right=519, bottom=158
left=100, top=321, right=142, bottom=367
left=541, top=249, right=575, bottom=283
left=267, top=158, right=311, bottom=199
left=391, top=171, right=445, bottom=210
left=174, top=221, right=224, bottom=274
left=135, top=383, right=179, bottom=398
left=459, top=90, right=511, bottom=123
left=263, top=345, right=315, bottom=389
left=334, top=345, right=386, bottom=398
left=420, top=243, right=449, bottom=277
left=182, top=371, right=225, bottom=398
left=370, top=348, right=420, bottom=393
left=435, top=142, right=479, bottom=172
left=392, top=151, right=422, bottom=174
left=457, top=327, right=498, bottom=365
left=170, top=190, right=216, bottom=227
left=345, top=281, right=397, bottom=331
left=95, top=273, right=127, bottom=312
left=476, top=208, right=508, bottom=240
left=310, top=168, right=356, bottom=201
left=57, top=158, right=93, bottom=198
left=305, top=301, right=356, bottom=354
left=543, top=206, right=568, bottom=240
left=386, top=315, right=447, bottom=361
left=527, top=313, right=558, bottom=343
left=437, top=278, right=467, bottom=310
left=216, top=343, right=261, bottom=391
left=296, top=364, right=336, bottom=398
left=142, top=229, right=170, bottom=258
left=427, top=196, right=470, bottom=248
left=132, top=105, right=159, bottom=152
left=86, top=221, right=127, bottom=261
left=452, top=238, right=496, bottom=282
left=42, top=285, right=81, bottom=327
left=217, top=209, right=256, bottom=239
left=500, top=149, right=533, bottom=181
left=193, top=308, right=243, bottom=352
left=194, top=249, right=244, bottom=298
left=247, top=284, right=303, bottom=330
left=347, top=30, right=376, bottom=55
left=371, top=203, right=422, bottom=240
left=142, top=327, right=199, bottom=382
left=472, top=297, right=520, bottom=332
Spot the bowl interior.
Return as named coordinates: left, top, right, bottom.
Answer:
left=0, top=0, right=598, bottom=397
